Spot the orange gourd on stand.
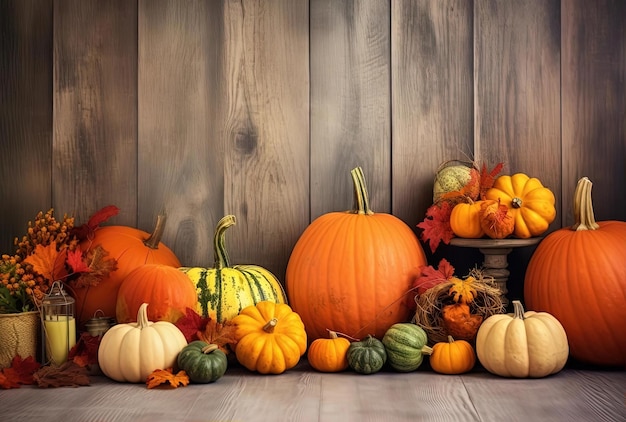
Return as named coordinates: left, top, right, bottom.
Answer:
left=285, top=167, right=428, bottom=341
left=72, top=214, right=181, bottom=327
left=524, top=177, right=626, bottom=367
left=450, top=200, right=485, bottom=238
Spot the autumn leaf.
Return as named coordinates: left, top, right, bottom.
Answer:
left=23, top=242, right=64, bottom=282
left=71, top=245, right=117, bottom=288
left=68, top=332, right=102, bottom=367
left=448, top=276, right=477, bottom=304
left=198, top=318, right=238, bottom=355
left=33, top=361, right=90, bottom=388
left=9, top=355, right=41, bottom=385
left=175, top=307, right=210, bottom=343
left=479, top=162, right=505, bottom=199
left=67, top=249, right=91, bottom=274
left=413, top=258, right=456, bottom=295
left=71, top=205, right=120, bottom=241
left=417, top=202, right=455, bottom=253
left=0, top=370, right=21, bottom=389
left=146, top=368, right=189, bottom=389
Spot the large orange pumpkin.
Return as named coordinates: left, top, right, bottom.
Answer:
left=72, top=214, right=181, bottom=326
left=524, top=177, right=626, bottom=367
left=285, top=167, right=427, bottom=341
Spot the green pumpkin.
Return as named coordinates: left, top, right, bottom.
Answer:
left=180, top=215, right=287, bottom=321
left=177, top=341, right=228, bottom=383
left=346, top=335, right=387, bottom=375
left=382, top=323, right=433, bottom=372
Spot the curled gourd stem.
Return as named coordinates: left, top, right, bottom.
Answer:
left=263, top=318, right=278, bottom=333
left=350, top=167, right=374, bottom=216
left=512, top=300, right=525, bottom=320
left=213, top=215, right=236, bottom=269
left=572, top=177, right=600, bottom=231
left=201, top=344, right=219, bottom=354
left=137, top=303, right=150, bottom=329
left=143, top=213, right=167, bottom=249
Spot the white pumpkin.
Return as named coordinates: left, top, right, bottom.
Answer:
left=476, top=300, right=569, bottom=378
left=98, top=302, right=188, bottom=383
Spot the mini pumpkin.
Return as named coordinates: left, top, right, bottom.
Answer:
left=475, top=300, right=568, bottom=378
left=98, top=303, right=188, bottom=383
left=479, top=199, right=514, bottom=239
left=307, top=331, right=351, bottom=373
left=381, top=323, right=433, bottom=372
left=430, top=336, right=475, bottom=374
left=346, top=335, right=387, bottom=375
left=450, top=200, right=485, bottom=238
left=232, top=301, right=307, bottom=374
left=485, top=173, right=556, bottom=238
left=177, top=341, right=228, bottom=383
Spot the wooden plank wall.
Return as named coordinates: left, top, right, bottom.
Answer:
left=1, top=0, right=624, bottom=302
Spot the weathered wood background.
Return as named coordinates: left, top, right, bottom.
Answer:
left=1, top=0, right=625, bottom=303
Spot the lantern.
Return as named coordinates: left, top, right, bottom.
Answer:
left=41, top=281, right=76, bottom=366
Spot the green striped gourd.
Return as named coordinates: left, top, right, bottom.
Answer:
left=180, top=215, right=287, bottom=322
left=382, top=323, right=433, bottom=372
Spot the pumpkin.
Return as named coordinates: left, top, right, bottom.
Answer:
left=346, top=335, right=387, bottom=375
left=180, top=215, right=287, bottom=322
left=72, top=214, right=181, bottom=326
left=441, top=303, right=483, bottom=341
left=286, top=167, right=427, bottom=341
left=177, top=341, right=228, bottom=383
left=232, top=301, right=307, bottom=374
left=450, top=200, right=485, bottom=238
left=479, top=199, right=514, bottom=239
left=307, top=331, right=351, bottom=373
left=381, top=323, right=433, bottom=372
left=485, top=173, right=556, bottom=238
left=430, top=336, right=475, bottom=374
left=524, top=177, right=626, bottom=367
left=475, top=300, right=568, bottom=378
left=116, top=264, right=198, bottom=324
left=98, top=303, right=188, bottom=383
left=433, top=160, right=480, bottom=203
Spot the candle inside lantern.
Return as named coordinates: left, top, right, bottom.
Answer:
left=44, top=315, right=76, bottom=365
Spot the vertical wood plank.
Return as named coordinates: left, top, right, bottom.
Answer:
left=0, top=0, right=52, bottom=253
left=392, top=0, right=475, bottom=267
left=562, top=0, right=626, bottom=223
left=474, top=0, right=561, bottom=304
left=138, top=0, right=225, bottom=266
left=221, top=0, right=309, bottom=281
left=310, top=0, right=391, bottom=217
left=53, top=0, right=138, bottom=225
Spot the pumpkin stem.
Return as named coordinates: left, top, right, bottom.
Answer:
left=201, top=344, right=219, bottom=354
left=421, top=345, right=434, bottom=356
left=572, top=177, right=600, bottom=231
left=327, top=330, right=339, bottom=339
left=350, top=167, right=374, bottom=215
left=143, top=213, right=168, bottom=249
left=512, top=300, right=525, bottom=320
left=263, top=318, right=278, bottom=333
left=447, top=335, right=455, bottom=343
left=214, top=215, right=236, bottom=269
left=511, top=197, right=522, bottom=208
left=137, top=303, right=150, bottom=328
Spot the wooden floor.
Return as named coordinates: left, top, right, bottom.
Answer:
left=1, top=359, right=624, bottom=422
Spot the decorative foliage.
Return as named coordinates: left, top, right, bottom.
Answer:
left=0, top=356, right=41, bottom=389
left=32, top=361, right=90, bottom=388
left=146, top=368, right=190, bottom=389
left=412, top=258, right=455, bottom=295
left=417, top=202, right=455, bottom=253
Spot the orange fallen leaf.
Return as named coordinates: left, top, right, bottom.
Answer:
left=146, top=368, right=189, bottom=389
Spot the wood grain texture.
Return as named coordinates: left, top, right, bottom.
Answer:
left=220, top=0, right=309, bottom=281
left=0, top=0, right=52, bottom=253
left=310, top=0, right=391, bottom=217
left=53, top=0, right=137, bottom=226
left=138, top=0, right=226, bottom=267
left=561, top=0, right=626, bottom=224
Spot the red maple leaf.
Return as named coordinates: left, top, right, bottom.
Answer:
left=0, top=355, right=41, bottom=388
left=413, top=258, right=456, bottom=295
left=175, top=307, right=210, bottom=343
left=69, top=333, right=102, bottom=367
left=417, top=202, right=455, bottom=253
left=71, top=205, right=120, bottom=241
left=66, top=249, right=91, bottom=274
left=479, top=162, right=505, bottom=199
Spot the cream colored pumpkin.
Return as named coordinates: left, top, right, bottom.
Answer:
left=475, top=300, right=568, bottom=378
left=98, top=303, right=188, bottom=383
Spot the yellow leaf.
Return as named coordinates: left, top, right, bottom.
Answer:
left=448, top=276, right=477, bottom=304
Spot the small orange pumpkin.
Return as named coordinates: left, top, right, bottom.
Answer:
left=430, top=336, right=476, bottom=374
left=116, top=264, right=198, bottom=324
left=307, top=331, right=351, bottom=373
left=479, top=199, right=514, bottom=239
left=450, top=200, right=485, bottom=238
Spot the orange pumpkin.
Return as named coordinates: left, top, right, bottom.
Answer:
left=450, top=200, right=485, bottom=238
left=285, top=167, right=428, bottom=341
left=430, top=336, right=476, bottom=375
left=116, top=264, right=198, bottom=324
left=307, top=331, right=351, bottom=373
left=524, top=177, right=626, bottom=367
left=479, top=199, right=514, bottom=239
left=72, top=214, right=181, bottom=326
